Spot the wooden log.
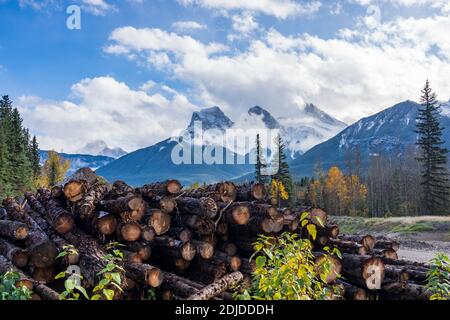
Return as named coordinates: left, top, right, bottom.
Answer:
left=118, top=222, right=142, bottom=242
left=337, top=280, right=368, bottom=300
left=0, top=255, right=60, bottom=300
left=3, top=198, right=58, bottom=268
left=96, top=211, right=118, bottom=236
left=384, top=265, right=410, bottom=284
left=191, top=240, right=214, bottom=259
left=314, top=253, right=342, bottom=284
left=147, top=209, right=171, bottom=235
left=99, top=195, right=146, bottom=222
left=181, top=214, right=215, bottom=236
left=217, top=241, right=238, bottom=257
left=385, top=264, right=428, bottom=283
left=150, top=196, right=177, bottom=214
left=176, top=197, right=218, bottom=219
left=76, top=183, right=109, bottom=223
left=340, top=235, right=376, bottom=251
left=310, top=208, right=328, bottom=226
left=187, top=259, right=227, bottom=284
left=163, top=272, right=201, bottom=297
left=110, top=180, right=135, bottom=199
left=166, top=227, right=192, bottom=243
left=125, top=262, right=164, bottom=288
left=329, top=238, right=368, bottom=255
left=374, top=240, right=400, bottom=252
left=25, top=192, right=74, bottom=234
left=187, top=272, right=243, bottom=300
left=138, top=180, right=182, bottom=198
left=236, top=183, right=267, bottom=202
left=63, top=180, right=88, bottom=203
left=218, top=202, right=251, bottom=226
left=283, top=212, right=300, bottom=232
left=184, top=182, right=237, bottom=203
left=240, top=258, right=256, bottom=274
left=380, top=281, right=431, bottom=300
left=127, top=241, right=152, bottom=261
left=318, top=224, right=339, bottom=239
left=0, top=238, right=28, bottom=268
left=141, top=226, right=156, bottom=242
left=211, top=251, right=241, bottom=272
left=372, top=249, right=398, bottom=260
left=341, top=253, right=385, bottom=290
left=0, top=220, right=29, bottom=241
left=153, top=237, right=196, bottom=261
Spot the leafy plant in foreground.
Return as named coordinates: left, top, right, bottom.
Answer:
left=0, top=271, right=32, bottom=300
left=427, top=253, right=450, bottom=300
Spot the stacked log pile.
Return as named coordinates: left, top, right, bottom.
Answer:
left=0, top=172, right=433, bottom=300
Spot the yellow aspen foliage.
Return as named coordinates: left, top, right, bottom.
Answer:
left=36, top=151, right=71, bottom=188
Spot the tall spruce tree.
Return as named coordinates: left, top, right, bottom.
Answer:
left=415, top=80, right=450, bottom=215
left=254, top=134, right=267, bottom=183
left=29, top=135, right=41, bottom=179
left=0, top=95, right=37, bottom=198
left=272, top=134, right=293, bottom=199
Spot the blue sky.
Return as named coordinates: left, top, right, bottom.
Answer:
left=1, top=0, right=449, bottom=152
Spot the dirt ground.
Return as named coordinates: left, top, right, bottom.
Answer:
left=330, top=216, right=450, bottom=263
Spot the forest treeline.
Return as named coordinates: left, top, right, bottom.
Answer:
left=297, top=81, right=450, bottom=217
left=0, top=96, right=40, bottom=198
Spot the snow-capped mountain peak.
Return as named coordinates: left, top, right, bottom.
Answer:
left=187, top=106, right=234, bottom=134
left=80, top=140, right=127, bottom=159
left=247, top=106, right=281, bottom=129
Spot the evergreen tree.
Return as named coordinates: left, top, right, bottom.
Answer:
left=29, top=136, right=41, bottom=179
left=272, top=134, right=293, bottom=200
left=415, top=80, right=450, bottom=215
left=254, top=134, right=267, bottom=183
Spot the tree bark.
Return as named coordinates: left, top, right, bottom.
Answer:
left=341, top=253, right=385, bottom=290
left=184, top=182, right=237, bottom=203
left=176, top=197, right=218, bottom=219
left=147, top=209, right=171, bottom=235
left=0, top=238, right=28, bottom=268
left=99, top=195, right=146, bottom=222
left=381, top=281, right=431, bottom=300
left=236, top=183, right=267, bottom=202
left=374, top=240, right=400, bottom=252
left=187, top=272, right=243, bottom=300
left=0, top=220, right=29, bottom=241
left=340, top=235, right=376, bottom=251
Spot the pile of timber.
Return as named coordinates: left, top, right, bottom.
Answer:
left=0, top=170, right=433, bottom=300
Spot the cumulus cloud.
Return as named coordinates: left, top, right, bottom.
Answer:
left=172, top=21, right=207, bottom=32
left=17, top=77, right=198, bottom=153
left=177, top=0, right=322, bottom=19
left=104, top=12, right=450, bottom=124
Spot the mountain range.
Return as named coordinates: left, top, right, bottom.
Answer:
left=96, top=103, right=346, bottom=185
left=40, top=99, right=450, bottom=185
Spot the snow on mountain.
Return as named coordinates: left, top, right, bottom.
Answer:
left=80, top=140, right=127, bottom=159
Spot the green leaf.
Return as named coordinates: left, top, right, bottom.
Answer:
left=110, top=272, right=121, bottom=285
left=255, top=256, right=267, bottom=268
left=307, top=224, right=317, bottom=240
left=76, top=286, right=90, bottom=299
left=300, top=212, right=309, bottom=221
left=55, top=272, right=67, bottom=280
left=91, top=294, right=102, bottom=301
left=64, top=278, right=77, bottom=292
left=103, top=289, right=115, bottom=301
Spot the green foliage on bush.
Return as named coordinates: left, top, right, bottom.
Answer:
left=427, top=253, right=450, bottom=300
left=0, top=271, right=32, bottom=300
left=237, top=232, right=341, bottom=300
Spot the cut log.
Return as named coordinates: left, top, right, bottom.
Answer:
left=141, top=226, right=156, bottom=242
left=373, top=249, right=398, bottom=260
left=184, top=182, right=237, bottom=203
left=314, top=253, right=342, bottom=284
left=25, top=192, right=74, bottom=235
left=337, top=280, right=368, bottom=300
left=341, top=253, right=385, bottom=290
left=384, top=265, right=410, bottom=284
left=310, top=208, right=328, bottom=226
left=110, top=180, right=135, bottom=199
left=374, top=240, right=400, bottom=252
left=329, top=238, right=368, bottom=255
left=211, top=251, right=241, bottom=272
left=0, top=220, right=29, bottom=240
left=181, top=214, right=215, bottom=236
left=100, top=195, right=146, bottom=222
left=76, top=183, right=109, bottom=223
left=187, top=272, right=243, bottom=300
left=191, top=240, right=214, bottom=259
left=216, top=242, right=238, bottom=257
left=63, top=180, right=88, bottom=203
left=236, top=183, right=267, bottom=202
left=153, top=237, right=196, bottom=261
left=240, top=258, right=256, bottom=274
left=340, top=235, right=376, bottom=251
left=4, top=198, right=58, bottom=268
left=0, top=238, right=28, bottom=268
left=127, top=241, right=152, bottom=261
left=166, top=227, right=192, bottom=243
left=118, top=222, right=142, bottom=242
left=138, top=180, right=182, bottom=198
left=176, top=197, right=218, bottom=219
left=96, top=212, right=118, bottom=236
left=318, top=224, right=340, bottom=239
left=381, top=281, right=431, bottom=300
left=125, top=262, right=164, bottom=288
left=147, top=209, right=171, bottom=235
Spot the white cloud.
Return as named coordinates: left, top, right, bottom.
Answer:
left=17, top=77, right=198, bottom=153
left=105, top=12, right=450, bottom=124
left=350, top=0, right=450, bottom=13
left=177, top=0, right=322, bottom=19
left=172, top=21, right=207, bottom=32
left=80, top=0, right=116, bottom=16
